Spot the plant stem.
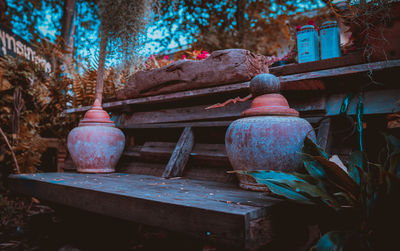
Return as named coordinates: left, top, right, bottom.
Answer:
left=95, top=25, right=108, bottom=104
left=0, top=127, right=20, bottom=174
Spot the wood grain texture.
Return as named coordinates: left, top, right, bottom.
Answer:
left=279, top=59, right=400, bottom=83
left=326, top=89, right=400, bottom=116
left=140, top=142, right=228, bottom=163
left=117, top=161, right=165, bottom=177
left=120, top=121, right=233, bottom=129
left=9, top=172, right=280, bottom=248
left=270, top=52, right=365, bottom=76
left=117, top=49, right=269, bottom=100
left=162, top=127, right=194, bottom=178
left=118, top=117, right=323, bottom=129
left=122, top=145, right=142, bottom=158
left=118, top=97, right=326, bottom=126
left=62, top=82, right=250, bottom=115
left=118, top=159, right=236, bottom=183
left=62, top=59, right=400, bottom=115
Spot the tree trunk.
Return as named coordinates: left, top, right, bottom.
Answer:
left=0, top=0, right=12, bottom=28
left=235, top=0, right=246, bottom=48
left=95, top=27, right=108, bottom=104
left=60, top=0, right=76, bottom=50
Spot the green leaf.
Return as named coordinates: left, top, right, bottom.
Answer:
left=383, top=133, right=400, bottom=156
left=242, top=170, right=305, bottom=183
left=233, top=171, right=313, bottom=204
left=257, top=179, right=314, bottom=204
left=242, top=171, right=339, bottom=208
left=311, top=155, right=360, bottom=198
left=289, top=180, right=340, bottom=209
left=382, top=133, right=400, bottom=175
left=333, top=192, right=358, bottom=207
left=302, top=153, right=327, bottom=180
left=348, top=151, right=363, bottom=185
left=303, top=137, right=329, bottom=159
left=313, top=231, right=353, bottom=251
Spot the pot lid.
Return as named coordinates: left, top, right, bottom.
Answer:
left=79, top=99, right=115, bottom=125
left=299, top=24, right=316, bottom=31
left=242, top=74, right=299, bottom=117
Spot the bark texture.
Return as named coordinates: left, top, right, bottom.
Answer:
left=117, top=49, right=269, bottom=100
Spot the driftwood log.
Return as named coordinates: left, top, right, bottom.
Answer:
left=117, top=49, right=269, bottom=100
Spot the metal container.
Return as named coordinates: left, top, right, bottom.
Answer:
left=297, top=24, right=320, bottom=63
left=225, top=74, right=316, bottom=191
left=67, top=100, right=125, bottom=173
left=320, top=21, right=341, bottom=60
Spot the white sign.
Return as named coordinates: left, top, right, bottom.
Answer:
left=0, top=25, right=52, bottom=73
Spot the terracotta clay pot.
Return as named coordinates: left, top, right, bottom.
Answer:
left=225, top=74, right=316, bottom=191
left=67, top=100, right=125, bottom=173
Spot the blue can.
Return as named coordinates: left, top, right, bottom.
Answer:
left=320, top=21, right=341, bottom=60
left=297, top=24, right=320, bottom=63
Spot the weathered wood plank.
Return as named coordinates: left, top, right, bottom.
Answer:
left=118, top=117, right=323, bottom=129
left=63, top=59, right=400, bottom=115
left=123, top=145, right=142, bottom=158
left=183, top=164, right=237, bottom=184
left=119, top=102, right=249, bottom=125
left=117, top=161, right=165, bottom=177
left=62, top=82, right=250, bottom=115
left=270, top=52, right=365, bottom=76
left=118, top=159, right=235, bottom=183
left=117, top=49, right=269, bottom=100
left=139, top=142, right=228, bottom=163
left=121, top=121, right=233, bottom=129
left=280, top=59, right=400, bottom=83
left=118, top=97, right=326, bottom=126
left=162, top=127, right=194, bottom=178
left=326, top=89, right=400, bottom=116
left=8, top=172, right=280, bottom=248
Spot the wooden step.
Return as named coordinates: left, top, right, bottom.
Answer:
left=9, top=172, right=280, bottom=249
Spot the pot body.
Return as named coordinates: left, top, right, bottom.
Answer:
left=225, top=116, right=316, bottom=191
left=67, top=124, right=125, bottom=173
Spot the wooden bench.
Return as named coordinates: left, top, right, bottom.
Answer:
left=9, top=58, right=400, bottom=249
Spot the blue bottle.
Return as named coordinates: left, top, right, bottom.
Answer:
left=297, top=24, right=320, bottom=63
left=320, top=21, right=341, bottom=60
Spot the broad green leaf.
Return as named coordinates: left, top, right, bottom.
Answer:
left=248, top=172, right=337, bottom=207
left=234, top=171, right=313, bottom=203
left=383, top=133, right=400, bottom=156
left=303, top=137, right=329, bottom=159
left=333, top=192, right=358, bottom=207
left=287, top=180, right=340, bottom=209
left=311, top=155, right=360, bottom=198
left=241, top=170, right=306, bottom=183
left=257, top=179, right=314, bottom=204
left=302, top=153, right=327, bottom=180
left=382, top=133, right=400, bottom=174
left=388, top=154, right=400, bottom=175
left=313, top=231, right=353, bottom=251
left=348, top=151, right=363, bottom=185
left=242, top=171, right=339, bottom=208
